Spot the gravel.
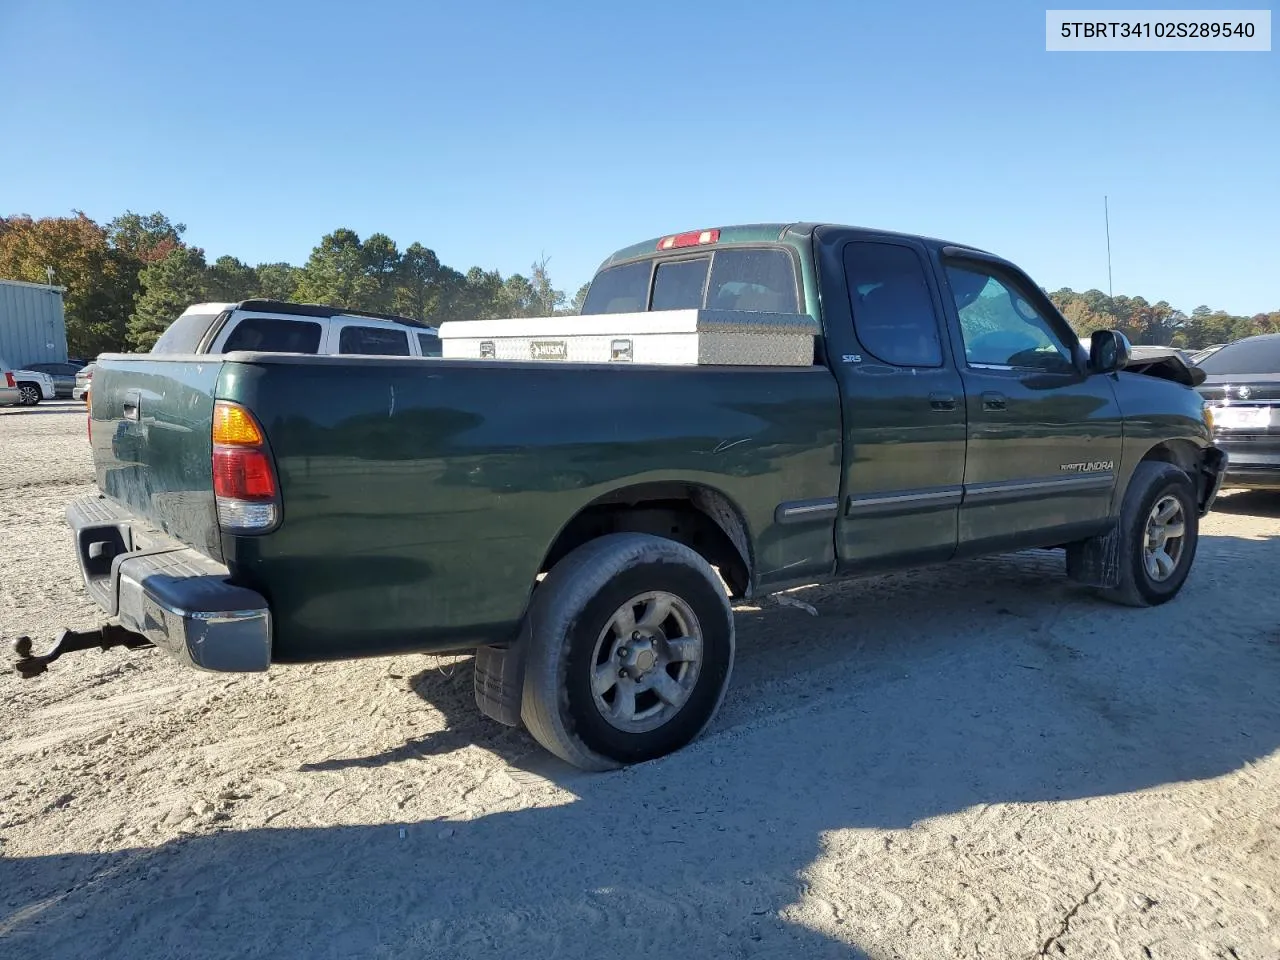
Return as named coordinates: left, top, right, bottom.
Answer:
left=2, top=400, right=1278, bottom=959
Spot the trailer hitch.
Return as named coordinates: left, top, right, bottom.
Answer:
left=10, top=625, right=152, bottom=678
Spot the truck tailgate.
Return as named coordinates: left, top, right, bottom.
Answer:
left=89, top=356, right=224, bottom=561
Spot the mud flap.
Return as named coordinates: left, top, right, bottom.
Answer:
left=1065, top=522, right=1122, bottom=589
left=474, top=639, right=526, bottom=727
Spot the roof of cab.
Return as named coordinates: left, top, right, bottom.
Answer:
left=596, top=222, right=995, bottom=271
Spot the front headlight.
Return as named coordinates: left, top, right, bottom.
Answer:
left=1202, top=402, right=1215, bottom=433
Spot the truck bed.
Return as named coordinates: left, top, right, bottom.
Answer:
left=88, top=352, right=842, bottom=661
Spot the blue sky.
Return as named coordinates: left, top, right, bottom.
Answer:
left=1, top=0, right=1276, bottom=313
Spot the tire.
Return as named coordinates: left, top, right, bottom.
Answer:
left=520, top=533, right=735, bottom=771
left=17, top=383, right=40, bottom=406
left=1098, top=461, right=1199, bottom=607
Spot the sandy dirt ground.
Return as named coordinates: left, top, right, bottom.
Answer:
left=1, top=401, right=1278, bottom=960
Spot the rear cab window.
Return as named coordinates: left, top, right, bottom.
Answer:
left=582, top=246, right=800, bottom=315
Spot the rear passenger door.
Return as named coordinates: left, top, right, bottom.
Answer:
left=822, top=235, right=968, bottom=571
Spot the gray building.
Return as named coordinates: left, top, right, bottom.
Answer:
left=0, top=279, right=69, bottom=367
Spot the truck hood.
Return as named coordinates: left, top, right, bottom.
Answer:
left=1122, top=346, right=1206, bottom=388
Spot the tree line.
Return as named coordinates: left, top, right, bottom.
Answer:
left=1, top=210, right=1275, bottom=356
left=1048, top=287, right=1280, bottom=350
left=0, top=211, right=585, bottom=354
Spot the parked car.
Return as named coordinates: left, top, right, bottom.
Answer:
left=1196, top=333, right=1280, bottom=488
left=9, top=368, right=56, bottom=405
left=72, top=363, right=94, bottom=401
left=0, top=358, right=21, bottom=406
left=25, top=361, right=84, bottom=399
left=48, top=223, right=1225, bottom=771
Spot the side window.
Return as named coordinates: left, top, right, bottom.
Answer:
left=651, top=258, right=709, bottom=311
left=338, top=325, right=411, bottom=356
left=417, top=332, right=442, bottom=357
left=944, top=264, right=1074, bottom=372
left=221, top=317, right=322, bottom=354
left=843, top=242, right=943, bottom=367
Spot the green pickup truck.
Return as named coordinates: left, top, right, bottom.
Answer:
left=48, top=223, right=1226, bottom=770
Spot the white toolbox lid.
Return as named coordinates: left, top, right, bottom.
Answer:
left=437, top=308, right=821, bottom=340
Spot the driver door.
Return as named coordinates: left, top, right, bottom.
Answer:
left=940, top=255, right=1123, bottom=555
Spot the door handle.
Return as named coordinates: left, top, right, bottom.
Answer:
left=122, top=389, right=140, bottom=422
left=928, top=392, right=957, bottom=411
left=982, top=391, right=1007, bottom=411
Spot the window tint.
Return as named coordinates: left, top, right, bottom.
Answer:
left=338, top=325, right=411, bottom=356
left=945, top=265, right=1074, bottom=371
left=581, top=260, right=652, bottom=314
left=1197, top=336, right=1280, bottom=375
left=651, top=258, right=709, bottom=311
left=221, top=317, right=322, bottom=354
left=844, top=243, right=943, bottom=367
left=151, top=312, right=221, bottom=354
left=706, top=249, right=799, bottom=313
left=417, top=332, right=442, bottom=357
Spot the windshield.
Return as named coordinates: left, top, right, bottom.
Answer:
left=1197, top=337, right=1280, bottom=376
left=582, top=246, right=800, bottom=315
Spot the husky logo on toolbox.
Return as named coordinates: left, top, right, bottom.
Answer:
left=530, top=340, right=567, bottom=361
left=1061, top=460, right=1115, bottom=473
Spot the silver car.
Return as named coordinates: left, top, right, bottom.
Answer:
left=0, top=358, right=21, bottom=406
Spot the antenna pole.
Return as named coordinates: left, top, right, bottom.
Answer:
left=1104, top=195, right=1113, bottom=298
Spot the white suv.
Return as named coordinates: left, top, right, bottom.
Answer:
left=151, top=300, right=442, bottom=358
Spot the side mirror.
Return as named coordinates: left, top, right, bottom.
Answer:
left=1089, top=329, right=1131, bottom=374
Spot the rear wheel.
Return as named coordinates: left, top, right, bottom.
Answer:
left=520, top=533, right=735, bottom=771
left=17, top=383, right=40, bottom=406
left=1099, top=461, right=1198, bottom=607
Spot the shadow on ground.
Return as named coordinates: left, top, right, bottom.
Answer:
left=1213, top=489, right=1280, bottom=519
left=4, top=533, right=1280, bottom=959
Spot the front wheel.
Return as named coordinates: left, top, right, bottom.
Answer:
left=520, top=533, right=735, bottom=771
left=1099, top=461, right=1199, bottom=607
left=18, top=383, right=41, bottom=406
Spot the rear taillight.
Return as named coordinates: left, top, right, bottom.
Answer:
left=4, top=372, right=14, bottom=388
left=657, top=229, right=720, bottom=250
left=85, top=389, right=91, bottom=441
left=212, top=400, right=279, bottom=532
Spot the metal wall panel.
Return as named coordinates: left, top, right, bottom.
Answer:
left=0, top=279, right=69, bottom=367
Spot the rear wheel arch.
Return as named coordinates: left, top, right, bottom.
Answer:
left=537, top=482, right=754, bottom=600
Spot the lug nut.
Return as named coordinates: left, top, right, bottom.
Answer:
left=618, top=647, right=629, bottom=658
left=632, top=632, right=642, bottom=640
